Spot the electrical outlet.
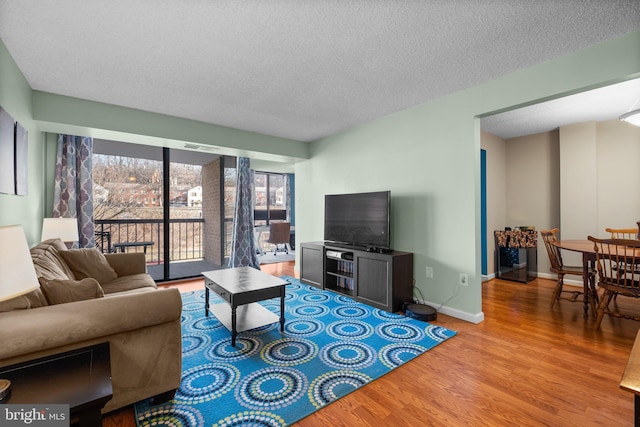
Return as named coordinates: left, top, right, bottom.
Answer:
left=425, top=266, right=433, bottom=278
left=459, top=273, right=469, bottom=286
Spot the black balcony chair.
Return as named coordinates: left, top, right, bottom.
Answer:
left=95, top=231, right=115, bottom=253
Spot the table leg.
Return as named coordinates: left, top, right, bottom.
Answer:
left=231, top=303, right=237, bottom=347
left=582, top=253, right=590, bottom=318
left=205, top=286, right=209, bottom=317
left=280, top=285, right=285, bottom=332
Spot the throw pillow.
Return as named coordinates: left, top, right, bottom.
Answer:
left=40, top=277, right=105, bottom=305
left=59, top=248, right=118, bottom=284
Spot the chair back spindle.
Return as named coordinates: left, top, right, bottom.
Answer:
left=588, top=237, right=640, bottom=328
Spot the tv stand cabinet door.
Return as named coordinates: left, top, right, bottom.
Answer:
left=355, top=254, right=391, bottom=311
left=300, top=242, right=324, bottom=289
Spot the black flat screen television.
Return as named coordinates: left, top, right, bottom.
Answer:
left=324, top=191, right=390, bottom=249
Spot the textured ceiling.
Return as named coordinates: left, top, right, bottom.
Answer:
left=0, top=1, right=639, bottom=142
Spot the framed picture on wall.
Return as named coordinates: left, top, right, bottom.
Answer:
left=15, top=121, right=28, bottom=196
left=0, top=107, right=15, bottom=195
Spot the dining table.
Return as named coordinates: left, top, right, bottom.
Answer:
left=552, top=239, right=599, bottom=318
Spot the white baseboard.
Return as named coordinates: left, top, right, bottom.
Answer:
left=415, top=298, right=485, bottom=324
left=534, top=272, right=583, bottom=287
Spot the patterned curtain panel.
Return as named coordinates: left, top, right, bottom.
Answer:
left=228, top=157, right=260, bottom=269
left=53, top=134, right=94, bottom=248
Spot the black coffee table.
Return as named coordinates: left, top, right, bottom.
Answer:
left=204, top=267, right=287, bottom=346
left=0, top=342, right=112, bottom=427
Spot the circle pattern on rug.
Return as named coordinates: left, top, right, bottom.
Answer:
left=236, top=367, right=308, bottom=410
left=286, top=282, right=302, bottom=291
left=175, top=363, right=240, bottom=404
left=284, top=319, right=324, bottom=337
left=334, top=294, right=355, bottom=304
left=375, top=322, right=424, bottom=342
left=191, top=316, right=224, bottom=331
left=206, top=336, right=262, bottom=362
left=182, top=300, right=203, bottom=313
left=308, top=370, right=372, bottom=408
left=182, top=333, right=212, bottom=357
left=301, top=293, right=331, bottom=303
left=291, top=304, right=329, bottom=318
left=326, top=319, right=374, bottom=340
left=332, top=305, right=370, bottom=319
left=372, top=308, right=408, bottom=322
left=213, top=410, right=286, bottom=427
left=320, top=341, right=377, bottom=370
left=426, top=324, right=452, bottom=342
left=137, top=403, right=204, bottom=427
left=378, top=343, right=427, bottom=368
left=261, top=338, right=319, bottom=366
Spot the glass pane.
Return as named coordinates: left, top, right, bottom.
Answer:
left=254, top=172, right=267, bottom=226
left=224, top=166, right=237, bottom=261
left=92, top=153, right=163, bottom=279
left=269, top=174, right=285, bottom=210
left=169, top=162, right=203, bottom=269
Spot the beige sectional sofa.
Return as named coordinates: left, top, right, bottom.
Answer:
left=0, top=238, right=183, bottom=413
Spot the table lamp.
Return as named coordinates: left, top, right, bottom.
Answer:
left=0, top=225, right=40, bottom=401
left=41, top=217, right=79, bottom=248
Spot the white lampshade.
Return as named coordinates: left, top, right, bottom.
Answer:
left=41, top=217, right=79, bottom=242
left=620, top=109, right=640, bottom=127
left=0, top=225, right=39, bottom=302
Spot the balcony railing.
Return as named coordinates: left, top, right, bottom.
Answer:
left=95, top=218, right=204, bottom=264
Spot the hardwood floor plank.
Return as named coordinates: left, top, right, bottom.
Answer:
left=103, top=267, right=639, bottom=426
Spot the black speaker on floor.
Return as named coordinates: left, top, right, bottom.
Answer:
left=404, top=303, right=437, bottom=321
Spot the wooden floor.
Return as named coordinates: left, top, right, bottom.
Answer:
left=104, top=264, right=639, bottom=426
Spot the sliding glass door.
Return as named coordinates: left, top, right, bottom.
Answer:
left=93, top=140, right=225, bottom=281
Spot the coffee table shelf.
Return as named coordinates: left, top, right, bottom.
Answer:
left=207, top=302, right=279, bottom=333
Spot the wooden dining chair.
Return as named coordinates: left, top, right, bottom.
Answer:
left=605, top=227, right=639, bottom=240
left=588, top=237, right=640, bottom=328
left=541, top=228, right=595, bottom=308
left=607, top=227, right=640, bottom=297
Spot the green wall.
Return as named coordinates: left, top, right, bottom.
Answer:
left=0, top=40, right=45, bottom=245
left=296, top=30, right=640, bottom=322
left=32, top=91, right=309, bottom=162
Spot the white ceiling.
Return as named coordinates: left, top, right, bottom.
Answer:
left=482, top=77, right=640, bottom=139
left=0, top=1, right=639, bottom=143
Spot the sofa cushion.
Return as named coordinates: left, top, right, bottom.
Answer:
left=30, top=238, right=75, bottom=281
left=40, top=277, right=105, bottom=305
left=101, top=273, right=157, bottom=295
left=59, top=248, right=118, bottom=285
left=0, top=289, right=49, bottom=312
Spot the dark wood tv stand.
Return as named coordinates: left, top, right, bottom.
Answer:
left=300, top=241, right=413, bottom=312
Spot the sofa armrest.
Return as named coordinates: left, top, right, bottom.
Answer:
left=0, top=288, right=181, bottom=361
left=104, top=252, right=147, bottom=276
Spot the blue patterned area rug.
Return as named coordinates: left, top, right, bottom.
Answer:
left=135, top=277, right=456, bottom=427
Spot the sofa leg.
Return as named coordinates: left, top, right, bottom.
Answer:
left=151, top=389, right=176, bottom=405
